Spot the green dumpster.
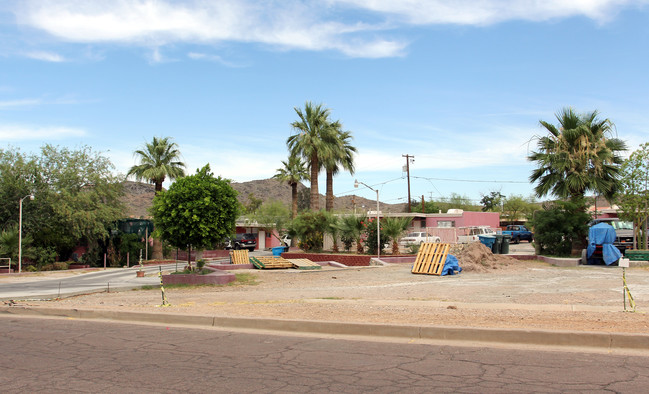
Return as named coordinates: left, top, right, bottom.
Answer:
left=501, top=234, right=511, bottom=254
left=493, top=234, right=504, bottom=254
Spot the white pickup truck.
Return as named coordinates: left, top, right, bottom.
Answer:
left=457, top=227, right=496, bottom=243
left=399, top=232, right=441, bottom=246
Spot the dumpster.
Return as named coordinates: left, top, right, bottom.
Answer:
left=501, top=234, right=511, bottom=254
left=478, top=235, right=496, bottom=251
left=493, top=234, right=504, bottom=254
left=272, top=246, right=287, bottom=256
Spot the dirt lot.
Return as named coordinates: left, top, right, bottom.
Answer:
left=21, top=243, right=649, bottom=334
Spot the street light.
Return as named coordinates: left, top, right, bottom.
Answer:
left=18, top=194, right=34, bottom=274
left=354, top=179, right=381, bottom=258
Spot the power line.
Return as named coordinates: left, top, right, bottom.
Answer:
left=411, top=175, right=528, bottom=184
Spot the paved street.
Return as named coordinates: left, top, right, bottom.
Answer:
left=0, top=264, right=176, bottom=300
left=2, top=315, right=649, bottom=393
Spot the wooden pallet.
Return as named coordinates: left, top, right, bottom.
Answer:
left=288, top=258, right=322, bottom=270
left=250, top=256, right=294, bottom=269
left=230, top=250, right=250, bottom=265
left=411, top=243, right=450, bottom=275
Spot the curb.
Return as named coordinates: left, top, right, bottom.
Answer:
left=1, top=306, right=648, bottom=352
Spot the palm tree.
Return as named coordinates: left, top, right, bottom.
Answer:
left=381, top=217, right=412, bottom=255
left=273, top=155, right=309, bottom=219
left=128, top=137, right=185, bottom=259
left=127, top=136, right=185, bottom=192
left=337, top=214, right=366, bottom=254
left=529, top=107, right=627, bottom=254
left=287, top=102, right=335, bottom=211
left=321, top=123, right=357, bottom=212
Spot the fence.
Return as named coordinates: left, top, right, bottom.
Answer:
left=0, top=257, right=11, bottom=273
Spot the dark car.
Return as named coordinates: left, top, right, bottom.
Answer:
left=225, top=233, right=257, bottom=251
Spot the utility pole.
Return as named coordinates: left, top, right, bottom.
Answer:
left=403, top=154, right=414, bottom=212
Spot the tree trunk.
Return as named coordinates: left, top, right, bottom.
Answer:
left=325, top=169, right=334, bottom=212
left=392, top=240, right=399, bottom=255
left=291, top=182, right=298, bottom=219
left=152, top=238, right=163, bottom=260
left=310, top=152, right=319, bottom=211
left=356, top=239, right=363, bottom=254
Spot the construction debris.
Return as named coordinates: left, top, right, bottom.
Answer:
left=411, top=243, right=450, bottom=275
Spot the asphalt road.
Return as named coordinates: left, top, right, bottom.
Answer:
left=2, top=315, right=649, bottom=393
left=0, top=264, right=178, bottom=300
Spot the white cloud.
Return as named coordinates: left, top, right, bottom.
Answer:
left=187, top=52, right=243, bottom=67
left=23, top=50, right=65, bottom=62
left=13, top=1, right=645, bottom=58
left=0, top=99, right=41, bottom=109
left=0, top=124, right=86, bottom=140
left=329, top=0, right=649, bottom=25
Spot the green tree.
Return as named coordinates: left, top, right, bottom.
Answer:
left=0, top=145, right=124, bottom=265
left=480, top=191, right=504, bottom=212
left=243, top=192, right=263, bottom=215
left=321, top=125, right=356, bottom=212
left=502, top=195, right=538, bottom=224
left=322, top=211, right=340, bottom=252
left=531, top=200, right=590, bottom=257
left=381, top=216, right=412, bottom=255
left=273, top=155, right=309, bottom=218
left=616, top=142, right=649, bottom=249
left=251, top=200, right=291, bottom=244
left=529, top=107, right=627, bottom=254
left=151, top=165, right=238, bottom=263
left=287, top=211, right=329, bottom=251
left=287, top=102, right=335, bottom=211
left=127, top=136, right=185, bottom=192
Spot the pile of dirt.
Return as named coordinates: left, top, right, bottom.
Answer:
left=454, top=242, right=519, bottom=272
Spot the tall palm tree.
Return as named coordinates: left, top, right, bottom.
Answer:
left=321, top=123, right=357, bottom=212
left=287, top=102, right=335, bottom=211
left=127, top=136, right=186, bottom=192
left=381, top=217, right=412, bottom=255
left=273, top=155, right=309, bottom=219
left=529, top=108, right=626, bottom=203
left=529, top=107, right=627, bottom=255
left=128, top=136, right=185, bottom=259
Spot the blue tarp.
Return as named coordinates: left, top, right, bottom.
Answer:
left=586, top=222, right=622, bottom=265
left=442, top=254, right=462, bottom=276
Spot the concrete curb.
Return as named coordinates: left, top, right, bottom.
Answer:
left=1, top=306, right=648, bottom=352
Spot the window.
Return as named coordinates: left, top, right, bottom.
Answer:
left=438, top=221, right=455, bottom=228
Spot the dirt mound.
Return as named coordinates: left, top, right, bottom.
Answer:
left=455, top=242, right=519, bottom=272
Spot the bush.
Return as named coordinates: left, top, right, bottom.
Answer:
left=53, top=261, right=69, bottom=270
left=531, top=200, right=590, bottom=257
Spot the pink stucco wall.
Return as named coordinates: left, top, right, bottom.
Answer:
left=424, top=211, right=500, bottom=229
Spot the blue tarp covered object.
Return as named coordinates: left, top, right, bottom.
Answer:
left=442, top=254, right=462, bottom=276
left=586, top=222, right=622, bottom=265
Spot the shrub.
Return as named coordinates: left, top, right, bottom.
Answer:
left=531, top=200, right=590, bottom=257
left=53, top=261, right=69, bottom=270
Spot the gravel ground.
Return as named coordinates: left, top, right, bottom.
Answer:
left=19, top=255, right=649, bottom=334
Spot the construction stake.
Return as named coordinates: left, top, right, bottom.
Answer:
left=158, top=266, right=170, bottom=307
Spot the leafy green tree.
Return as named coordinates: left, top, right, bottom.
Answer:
left=382, top=216, right=412, bottom=255
left=531, top=200, right=590, bottom=257
left=502, top=195, right=538, bottom=224
left=409, top=198, right=441, bottom=214
left=151, top=165, right=238, bottom=263
left=273, top=155, right=309, bottom=218
left=321, top=124, right=356, bottom=212
left=127, top=136, right=185, bottom=192
left=251, top=200, right=291, bottom=244
left=287, top=102, right=336, bottom=211
left=616, top=142, right=649, bottom=249
left=0, top=145, right=124, bottom=264
left=480, top=191, right=504, bottom=212
left=529, top=107, right=627, bottom=255
left=243, top=192, right=263, bottom=215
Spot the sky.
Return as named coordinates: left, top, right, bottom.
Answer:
left=1, top=0, right=649, bottom=207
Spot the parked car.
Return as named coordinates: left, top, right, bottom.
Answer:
left=225, top=233, right=257, bottom=251
left=501, top=225, right=533, bottom=244
left=589, top=218, right=633, bottom=254
left=398, top=232, right=441, bottom=246
left=457, top=226, right=496, bottom=243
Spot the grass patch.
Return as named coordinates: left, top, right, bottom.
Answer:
left=229, top=272, right=259, bottom=286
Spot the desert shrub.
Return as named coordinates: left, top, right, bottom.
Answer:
left=53, top=261, right=69, bottom=270
left=40, top=263, right=54, bottom=271
left=530, top=200, right=589, bottom=257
